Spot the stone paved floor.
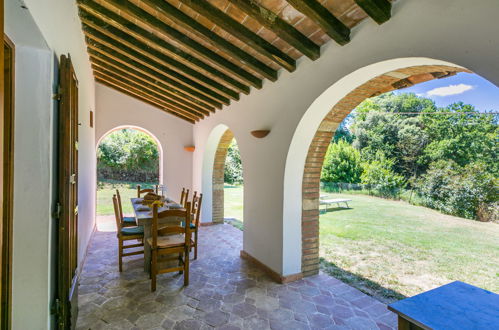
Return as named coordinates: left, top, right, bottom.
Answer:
left=77, top=223, right=397, bottom=329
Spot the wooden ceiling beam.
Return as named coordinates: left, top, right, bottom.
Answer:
left=134, top=0, right=279, bottom=78
left=174, top=0, right=295, bottom=71
left=85, top=35, right=231, bottom=107
left=86, top=44, right=223, bottom=110
left=286, top=0, right=350, bottom=45
left=78, top=0, right=271, bottom=85
left=95, top=77, right=196, bottom=123
left=354, top=0, right=391, bottom=24
left=227, top=0, right=320, bottom=60
left=92, top=65, right=206, bottom=118
left=89, top=55, right=215, bottom=114
left=87, top=45, right=222, bottom=109
left=78, top=4, right=251, bottom=94
left=91, top=62, right=209, bottom=117
left=82, top=21, right=240, bottom=101
left=95, top=71, right=200, bottom=122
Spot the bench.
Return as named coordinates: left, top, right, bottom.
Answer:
left=319, top=198, right=351, bottom=211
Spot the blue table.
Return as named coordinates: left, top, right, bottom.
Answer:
left=388, top=281, right=499, bottom=330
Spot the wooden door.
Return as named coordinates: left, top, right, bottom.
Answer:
left=1, top=35, right=14, bottom=330
left=55, top=54, right=79, bottom=329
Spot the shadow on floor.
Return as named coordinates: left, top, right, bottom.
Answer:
left=320, top=258, right=406, bottom=304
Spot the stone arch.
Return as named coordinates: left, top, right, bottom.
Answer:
left=96, top=125, right=164, bottom=183
left=282, top=58, right=474, bottom=277
left=212, top=129, right=235, bottom=223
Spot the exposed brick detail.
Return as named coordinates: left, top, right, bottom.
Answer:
left=212, top=129, right=234, bottom=223
left=301, top=65, right=467, bottom=276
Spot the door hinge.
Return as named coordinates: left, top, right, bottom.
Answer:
left=51, top=298, right=61, bottom=315
left=75, top=141, right=78, bottom=150
left=70, top=174, right=76, bottom=184
left=52, top=86, right=62, bottom=100
left=74, top=205, right=78, bottom=216
left=53, top=202, right=61, bottom=219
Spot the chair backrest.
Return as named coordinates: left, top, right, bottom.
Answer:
left=180, top=188, right=190, bottom=207
left=112, top=195, right=123, bottom=234
left=192, top=193, right=203, bottom=227
left=137, top=185, right=155, bottom=198
left=116, top=189, right=124, bottom=220
left=151, top=202, right=191, bottom=250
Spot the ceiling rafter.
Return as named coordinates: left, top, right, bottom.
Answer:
left=91, top=62, right=209, bottom=117
left=174, top=0, right=296, bottom=71
left=82, top=21, right=241, bottom=101
left=86, top=44, right=224, bottom=110
left=84, top=35, right=232, bottom=106
left=95, top=77, right=197, bottom=123
left=354, top=0, right=392, bottom=24
left=136, top=0, right=278, bottom=81
left=93, top=65, right=206, bottom=119
left=77, top=2, right=254, bottom=93
left=78, top=0, right=271, bottom=85
left=285, top=0, right=351, bottom=45
left=89, top=55, right=215, bottom=114
left=227, top=0, right=320, bottom=60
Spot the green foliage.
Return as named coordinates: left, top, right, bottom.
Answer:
left=360, top=152, right=406, bottom=198
left=421, top=102, right=498, bottom=174
left=415, top=160, right=498, bottom=220
left=97, top=129, right=159, bottom=182
left=321, top=91, right=498, bottom=220
left=321, top=140, right=362, bottom=183
left=224, top=139, right=243, bottom=184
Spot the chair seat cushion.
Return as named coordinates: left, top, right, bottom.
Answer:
left=147, top=235, right=185, bottom=248
left=190, top=223, right=196, bottom=229
left=123, top=217, right=136, bottom=224
left=121, top=226, right=144, bottom=236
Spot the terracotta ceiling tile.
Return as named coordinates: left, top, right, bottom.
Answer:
left=280, top=4, right=306, bottom=26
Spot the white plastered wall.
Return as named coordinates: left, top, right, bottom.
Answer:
left=95, top=84, right=194, bottom=202
left=192, top=0, right=499, bottom=276
left=6, top=0, right=96, bottom=328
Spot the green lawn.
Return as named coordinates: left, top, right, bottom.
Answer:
left=223, top=184, right=244, bottom=222
left=319, top=193, right=499, bottom=302
left=96, top=180, right=157, bottom=216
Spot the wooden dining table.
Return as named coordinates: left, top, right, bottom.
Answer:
left=130, top=198, right=185, bottom=272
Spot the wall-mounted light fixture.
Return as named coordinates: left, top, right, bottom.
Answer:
left=184, top=146, right=195, bottom=152
left=250, top=130, right=270, bottom=138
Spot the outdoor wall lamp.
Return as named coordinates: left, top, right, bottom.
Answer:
left=250, top=130, right=270, bottom=138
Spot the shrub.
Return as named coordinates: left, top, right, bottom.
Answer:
left=360, top=153, right=406, bottom=198
left=415, top=160, right=498, bottom=220
left=321, top=140, right=363, bottom=183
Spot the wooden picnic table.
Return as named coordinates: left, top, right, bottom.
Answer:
left=131, top=198, right=185, bottom=272
left=388, top=281, right=499, bottom=330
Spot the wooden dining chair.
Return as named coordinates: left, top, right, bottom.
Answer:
left=190, top=193, right=203, bottom=260
left=137, top=185, right=158, bottom=198
left=180, top=188, right=190, bottom=207
left=149, top=202, right=191, bottom=291
left=112, top=195, right=145, bottom=272
left=116, top=189, right=137, bottom=227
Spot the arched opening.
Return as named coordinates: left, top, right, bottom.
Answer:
left=212, top=129, right=244, bottom=228
left=200, top=125, right=244, bottom=228
left=284, top=58, right=498, bottom=301
left=95, top=126, right=163, bottom=231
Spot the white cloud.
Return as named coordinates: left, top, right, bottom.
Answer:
left=426, top=84, right=474, bottom=97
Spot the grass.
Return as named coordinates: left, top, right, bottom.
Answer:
left=223, top=184, right=244, bottom=222
left=96, top=180, right=157, bottom=216
left=319, top=193, right=499, bottom=303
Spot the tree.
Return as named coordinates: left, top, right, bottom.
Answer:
left=360, top=152, right=406, bottom=198
left=321, top=140, right=363, bottom=183
left=224, top=139, right=243, bottom=184
left=97, top=129, right=159, bottom=182
left=421, top=102, right=498, bottom=175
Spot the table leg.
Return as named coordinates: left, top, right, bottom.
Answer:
left=144, top=224, right=151, bottom=273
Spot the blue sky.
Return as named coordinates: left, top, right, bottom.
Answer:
left=393, top=72, right=499, bottom=112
